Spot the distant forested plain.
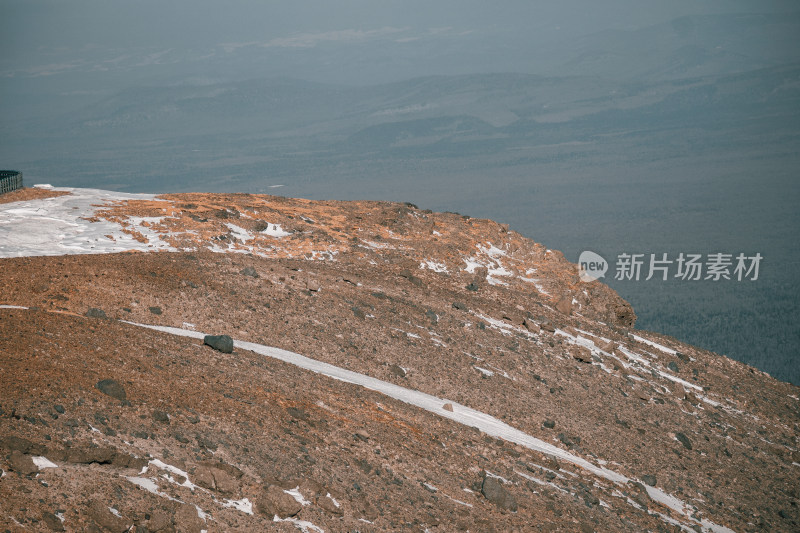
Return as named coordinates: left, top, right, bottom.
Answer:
left=1, top=13, right=798, bottom=383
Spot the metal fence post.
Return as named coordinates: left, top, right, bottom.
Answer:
left=0, top=171, right=23, bottom=195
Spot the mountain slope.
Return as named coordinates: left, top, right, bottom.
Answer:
left=0, top=187, right=798, bottom=532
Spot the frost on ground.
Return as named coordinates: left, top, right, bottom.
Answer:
left=0, top=187, right=174, bottom=257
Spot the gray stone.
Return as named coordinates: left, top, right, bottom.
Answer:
left=95, top=379, right=127, bottom=402
left=86, top=308, right=107, bottom=319
left=668, top=361, right=680, bottom=372
left=149, top=306, right=162, bottom=315
left=204, top=334, right=233, bottom=353
left=675, top=432, right=693, bottom=450
left=196, top=435, right=218, bottom=451
left=641, top=474, right=657, bottom=486
left=389, top=364, right=406, bottom=378
left=152, top=410, right=170, bottom=424
left=286, top=406, right=309, bottom=421
left=481, top=475, right=517, bottom=512
left=240, top=266, right=259, bottom=278
left=557, top=433, right=574, bottom=447
left=582, top=489, right=600, bottom=507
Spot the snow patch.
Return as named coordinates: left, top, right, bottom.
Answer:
left=0, top=187, right=175, bottom=257
left=325, top=493, right=341, bottom=508
left=474, top=366, right=494, bottom=377
left=515, top=470, right=568, bottom=494
left=260, top=223, right=290, bottom=237
left=285, top=487, right=312, bottom=506
left=32, top=456, right=58, bottom=469
left=127, top=477, right=160, bottom=494
left=273, top=516, right=324, bottom=533
left=632, top=334, right=677, bottom=355
left=149, top=458, right=197, bottom=489
left=225, top=223, right=254, bottom=243
left=463, top=258, right=484, bottom=273
left=222, top=498, right=254, bottom=515
left=420, top=260, right=448, bottom=273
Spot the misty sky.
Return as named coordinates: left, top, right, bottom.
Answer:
left=3, top=0, right=799, bottom=87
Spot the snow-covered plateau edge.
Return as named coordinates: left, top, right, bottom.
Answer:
left=0, top=186, right=173, bottom=257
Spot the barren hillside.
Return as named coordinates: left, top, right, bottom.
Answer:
left=0, top=187, right=797, bottom=532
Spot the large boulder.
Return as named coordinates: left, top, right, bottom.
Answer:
left=204, top=334, right=233, bottom=353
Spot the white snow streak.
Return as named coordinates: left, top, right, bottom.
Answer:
left=633, top=334, right=677, bottom=355
left=273, top=516, right=325, bottom=533
left=285, top=487, right=312, bottom=506
left=127, top=321, right=734, bottom=533
left=31, top=456, right=58, bottom=469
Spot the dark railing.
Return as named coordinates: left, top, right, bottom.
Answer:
left=0, top=171, right=23, bottom=194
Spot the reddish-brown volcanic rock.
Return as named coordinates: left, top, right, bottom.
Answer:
left=1, top=192, right=797, bottom=532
